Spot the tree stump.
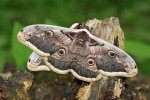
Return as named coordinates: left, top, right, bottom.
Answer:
left=64, top=17, right=126, bottom=100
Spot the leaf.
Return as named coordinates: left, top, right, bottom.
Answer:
left=125, top=40, right=150, bottom=58
left=11, top=21, right=32, bottom=70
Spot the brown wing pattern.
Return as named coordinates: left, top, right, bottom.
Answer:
left=17, top=24, right=138, bottom=82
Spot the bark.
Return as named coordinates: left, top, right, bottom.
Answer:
left=0, top=70, right=36, bottom=100
left=64, top=17, right=125, bottom=100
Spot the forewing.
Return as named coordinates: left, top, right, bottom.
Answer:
left=17, top=24, right=76, bottom=56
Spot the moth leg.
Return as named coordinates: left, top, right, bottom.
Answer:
left=27, top=52, right=50, bottom=71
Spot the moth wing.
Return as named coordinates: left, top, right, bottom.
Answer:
left=85, top=29, right=138, bottom=77
left=17, top=24, right=77, bottom=57
left=18, top=24, right=138, bottom=82
left=70, top=23, right=79, bottom=29
left=43, top=56, right=103, bottom=82
left=27, top=52, right=50, bottom=71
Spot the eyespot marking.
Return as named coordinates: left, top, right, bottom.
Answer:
left=45, top=30, right=54, bottom=37
left=58, top=48, right=66, bottom=56
left=87, top=57, right=95, bottom=66
left=108, top=50, right=116, bottom=58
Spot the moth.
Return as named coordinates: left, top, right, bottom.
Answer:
left=17, top=23, right=138, bottom=82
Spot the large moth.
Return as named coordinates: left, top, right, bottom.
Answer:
left=17, top=23, right=138, bottom=82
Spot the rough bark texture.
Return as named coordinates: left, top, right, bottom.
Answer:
left=87, top=17, right=125, bottom=100
left=0, top=70, right=36, bottom=100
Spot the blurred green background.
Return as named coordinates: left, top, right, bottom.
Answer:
left=0, top=0, right=150, bottom=77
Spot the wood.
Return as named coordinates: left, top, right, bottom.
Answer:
left=64, top=17, right=125, bottom=100
left=0, top=70, right=36, bottom=100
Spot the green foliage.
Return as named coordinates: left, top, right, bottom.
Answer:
left=125, top=40, right=150, bottom=59
left=125, top=40, right=150, bottom=77
left=136, top=58, right=150, bottom=77
left=0, top=36, right=10, bottom=71
left=0, top=0, right=150, bottom=77
left=11, top=22, right=32, bottom=70
left=44, top=19, right=57, bottom=25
